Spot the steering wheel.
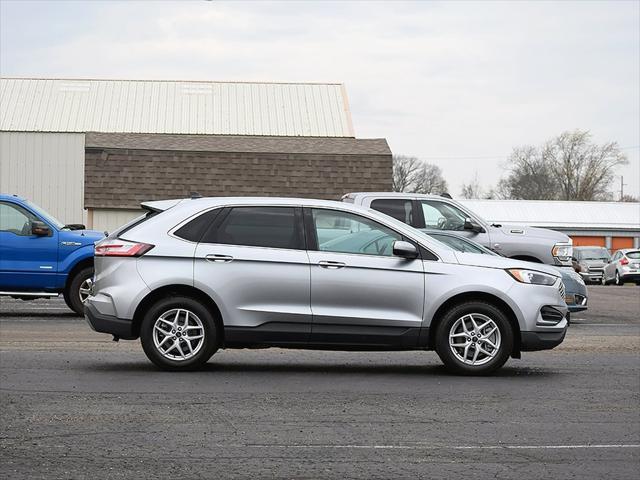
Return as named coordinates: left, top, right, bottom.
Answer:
left=437, top=217, right=447, bottom=230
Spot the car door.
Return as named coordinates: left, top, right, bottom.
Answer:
left=193, top=205, right=311, bottom=344
left=305, top=207, right=425, bottom=347
left=0, top=201, right=59, bottom=290
left=603, top=252, right=616, bottom=282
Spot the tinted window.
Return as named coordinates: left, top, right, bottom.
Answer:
left=203, top=207, right=302, bottom=249
left=420, top=200, right=468, bottom=230
left=0, top=202, right=39, bottom=236
left=370, top=199, right=414, bottom=225
left=174, top=209, right=221, bottom=242
left=312, top=209, right=401, bottom=256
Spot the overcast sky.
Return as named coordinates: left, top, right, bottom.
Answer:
left=1, top=0, right=638, bottom=198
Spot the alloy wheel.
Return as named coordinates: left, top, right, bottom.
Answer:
left=153, top=308, right=205, bottom=361
left=78, top=278, right=93, bottom=303
left=449, top=313, right=501, bottom=366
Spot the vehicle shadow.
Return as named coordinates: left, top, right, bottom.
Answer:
left=88, top=360, right=557, bottom=378
left=0, top=311, right=78, bottom=318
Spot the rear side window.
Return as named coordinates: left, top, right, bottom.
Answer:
left=202, top=207, right=303, bottom=250
left=370, top=199, right=414, bottom=225
left=174, top=209, right=221, bottom=242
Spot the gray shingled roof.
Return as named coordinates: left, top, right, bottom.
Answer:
left=85, top=132, right=391, bottom=156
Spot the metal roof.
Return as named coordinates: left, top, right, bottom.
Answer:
left=459, top=199, right=640, bottom=231
left=0, top=77, right=354, bottom=137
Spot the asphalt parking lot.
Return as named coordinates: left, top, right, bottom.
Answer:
left=1, top=285, right=638, bottom=479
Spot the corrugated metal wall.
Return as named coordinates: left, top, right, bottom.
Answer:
left=0, top=132, right=86, bottom=224
left=1, top=78, right=354, bottom=137
left=89, top=208, right=142, bottom=234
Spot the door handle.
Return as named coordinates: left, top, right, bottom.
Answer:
left=318, top=260, right=346, bottom=269
left=205, top=254, right=234, bottom=263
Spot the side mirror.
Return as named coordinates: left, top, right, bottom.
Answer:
left=31, top=221, right=51, bottom=237
left=463, top=218, right=485, bottom=233
left=393, top=240, right=419, bottom=259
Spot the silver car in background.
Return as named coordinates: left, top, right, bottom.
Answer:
left=85, top=197, right=568, bottom=375
left=602, top=249, right=640, bottom=285
left=573, top=246, right=611, bottom=284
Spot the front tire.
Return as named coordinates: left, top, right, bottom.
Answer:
left=64, top=267, right=94, bottom=315
left=140, top=296, right=218, bottom=371
left=435, top=301, right=513, bottom=375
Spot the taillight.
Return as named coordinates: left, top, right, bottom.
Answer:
left=95, top=240, right=154, bottom=257
left=620, top=258, right=629, bottom=265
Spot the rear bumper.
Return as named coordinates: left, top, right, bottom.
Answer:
left=520, top=329, right=567, bottom=351
left=84, top=302, right=137, bottom=340
left=620, top=273, right=640, bottom=283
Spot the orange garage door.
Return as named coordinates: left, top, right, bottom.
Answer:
left=571, top=236, right=606, bottom=247
left=611, top=237, right=634, bottom=251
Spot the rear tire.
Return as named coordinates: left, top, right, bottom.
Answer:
left=140, top=296, right=218, bottom=371
left=435, top=301, right=513, bottom=375
left=64, top=267, right=94, bottom=315
left=615, top=271, right=624, bottom=286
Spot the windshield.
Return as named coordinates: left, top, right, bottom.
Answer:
left=25, top=200, right=65, bottom=230
left=427, top=233, right=495, bottom=255
left=576, top=248, right=610, bottom=261
left=626, top=251, right=640, bottom=260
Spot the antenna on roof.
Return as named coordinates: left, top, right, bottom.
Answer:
left=190, top=192, right=203, bottom=199
left=440, top=192, right=452, bottom=199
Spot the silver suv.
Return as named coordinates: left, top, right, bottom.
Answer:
left=342, top=192, right=573, bottom=266
left=85, top=197, right=568, bottom=375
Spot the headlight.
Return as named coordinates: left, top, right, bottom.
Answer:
left=552, top=243, right=573, bottom=259
left=507, top=268, right=558, bottom=286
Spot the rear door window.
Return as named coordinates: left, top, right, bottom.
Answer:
left=202, top=206, right=303, bottom=250
left=370, top=199, right=414, bottom=225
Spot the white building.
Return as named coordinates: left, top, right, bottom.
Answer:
left=0, top=77, right=361, bottom=231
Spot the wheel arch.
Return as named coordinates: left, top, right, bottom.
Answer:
left=510, top=255, right=543, bottom=264
left=64, top=257, right=94, bottom=293
left=427, top=291, right=522, bottom=357
left=132, top=284, right=224, bottom=341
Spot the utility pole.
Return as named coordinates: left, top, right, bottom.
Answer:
left=619, top=176, right=627, bottom=201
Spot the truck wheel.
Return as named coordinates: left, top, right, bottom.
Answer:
left=140, top=296, right=219, bottom=371
left=64, top=267, right=94, bottom=315
left=435, top=301, right=513, bottom=375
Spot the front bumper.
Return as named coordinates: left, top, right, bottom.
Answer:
left=520, top=329, right=567, bottom=351
left=578, top=271, right=603, bottom=282
left=85, top=302, right=137, bottom=340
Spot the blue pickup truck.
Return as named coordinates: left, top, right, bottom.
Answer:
left=0, top=194, right=105, bottom=314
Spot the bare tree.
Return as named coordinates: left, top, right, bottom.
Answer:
left=393, top=155, right=448, bottom=194
left=498, top=130, right=628, bottom=201
left=392, top=155, right=423, bottom=192
left=620, top=194, right=639, bottom=202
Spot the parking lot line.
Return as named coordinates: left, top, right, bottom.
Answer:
left=233, top=443, right=640, bottom=450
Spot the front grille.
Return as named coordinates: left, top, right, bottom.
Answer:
left=588, top=267, right=604, bottom=273
left=558, top=281, right=565, bottom=299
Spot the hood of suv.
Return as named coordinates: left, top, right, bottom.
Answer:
left=453, top=251, right=561, bottom=277
left=493, top=223, right=570, bottom=242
